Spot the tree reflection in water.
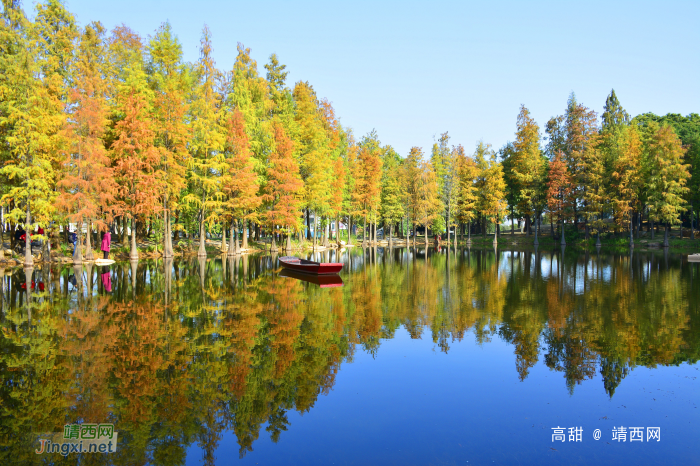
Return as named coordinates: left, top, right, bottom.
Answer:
left=0, top=247, right=697, bottom=463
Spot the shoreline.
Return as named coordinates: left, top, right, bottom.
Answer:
left=2, top=233, right=698, bottom=270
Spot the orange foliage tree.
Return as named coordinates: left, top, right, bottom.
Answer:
left=56, top=23, right=117, bottom=263
left=263, top=123, right=303, bottom=249
left=109, top=27, right=161, bottom=260
left=353, top=135, right=382, bottom=245
left=546, top=151, right=573, bottom=243
left=223, top=109, right=261, bottom=253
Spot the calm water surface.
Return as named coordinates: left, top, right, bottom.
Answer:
left=1, top=247, right=698, bottom=465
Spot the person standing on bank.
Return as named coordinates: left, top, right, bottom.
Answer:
left=69, top=228, right=77, bottom=255
left=101, top=229, right=111, bottom=259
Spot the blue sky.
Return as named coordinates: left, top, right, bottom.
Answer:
left=60, top=0, right=699, bottom=157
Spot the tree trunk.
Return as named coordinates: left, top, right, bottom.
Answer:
left=197, top=210, right=206, bottom=257
left=335, top=217, right=340, bottom=245
left=313, top=210, right=318, bottom=248
left=323, top=217, right=330, bottom=247
left=446, top=211, right=451, bottom=246
left=24, top=203, right=33, bottom=268
left=163, top=206, right=174, bottom=259
left=388, top=223, right=393, bottom=247
left=526, top=214, right=531, bottom=236
left=122, top=216, right=129, bottom=248
left=629, top=217, right=634, bottom=247
left=8, top=221, right=14, bottom=251
left=85, top=219, right=95, bottom=261
left=228, top=219, right=237, bottom=257
left=73, top=225, right=83, bottom=264
left=651, top=219, right=655, bottom=239
left=362, top=215, right=367, bottom=247
left=135, top=219, right=142, bottom=242
left=306, top=210, right=311, bottom=240
left=240, top=220, right=247, bottom=250
left=221, top=224, right=227, bottom=254
left=663, top=223, right=669, bottom=248
left=550, top=220, right=555, bottom=238
left=467, top=221, right=471, bottom=243
left=0, top=206, right=3, bottom=261
left=130, top=216, right=139, bottom=260
left=560, top=217, right=566, bottom=246
left=42, top=226, right=50, bottom=263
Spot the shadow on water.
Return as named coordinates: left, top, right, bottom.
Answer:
left=0, top=246, right=698, bottom=463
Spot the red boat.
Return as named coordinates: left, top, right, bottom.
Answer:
left=279, top=268, right=343, bottom=288
left=278, top=256, right=343, bottom=275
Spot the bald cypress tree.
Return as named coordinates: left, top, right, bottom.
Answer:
left=546, top=152, right=572, bottom=244
left=147, top=22, right=191, bottom=258
left=264, top=122, right=303, bottom=250
left=185, top=26, right=225, bottom=257
left=481, top=153, right=507, bottom=244
left=222, top=109, right=261, bottom=253
left=57, top=22, right=116, bottom=263
left=645, top=124, right=690, bottom=246
left=110, top=27, right=160, bottom=261
left=416, top=160, right=441, bottom=244
left=404, top=146, right=423, bottom=244
left=456, top=147, right=478, bottom=242
left=512, top=105, right=547, bottom=235
left=0, top=0, right=76, bottom=266
left=602, top=89, right=630, bottom=133
left=430, top=132, right=450, bottom=234
left=611, top=126, right=643, bottom=240
left=294, top=81, right=332, bottom=246
left=380, top=147, right=405, bottom=244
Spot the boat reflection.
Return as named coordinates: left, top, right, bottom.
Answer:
left=279, top=268, right=344, bottom=287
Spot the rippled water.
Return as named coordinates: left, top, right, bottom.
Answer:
left=1, top=246, right=698, bottom=465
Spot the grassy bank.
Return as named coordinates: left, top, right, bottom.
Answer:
left=2, top=228, right=698, bottom=268
left=431, top=229, right=700, bottom=253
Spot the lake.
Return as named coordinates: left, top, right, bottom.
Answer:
left=1, top=246, right=698, bottom=465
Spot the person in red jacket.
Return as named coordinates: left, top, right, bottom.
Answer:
left=101, top=266, right=112, bottom=293
left=101, top=229, right=111, bottom=259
